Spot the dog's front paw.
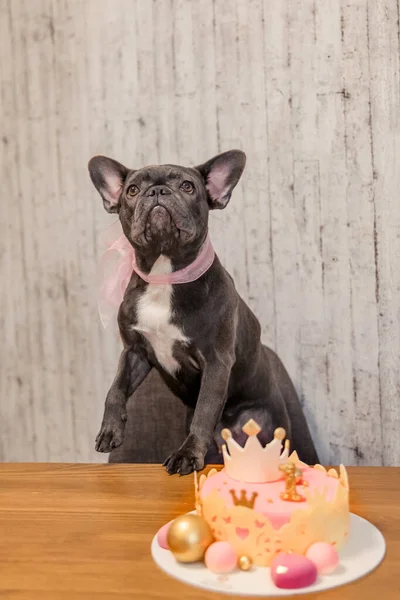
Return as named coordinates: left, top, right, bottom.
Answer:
left=95, top=406, right=127, bottom=453
left=163, top=434, right=207, bottom=475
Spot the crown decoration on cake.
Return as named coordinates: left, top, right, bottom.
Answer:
left=221, top=419, right=292, bottom=483
left=229, top=489, right=259, bottom=508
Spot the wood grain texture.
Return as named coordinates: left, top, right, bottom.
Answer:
left=0, top=463, right=398, bottom=599
left=0, top=0, right=399, bottom=465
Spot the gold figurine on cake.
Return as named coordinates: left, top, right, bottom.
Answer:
left=279, top=462, right=305, bottom=502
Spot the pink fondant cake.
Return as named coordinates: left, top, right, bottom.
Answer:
left=195, top=421, right=349, bottom=568
left=157, top=419, right=349, bottom=589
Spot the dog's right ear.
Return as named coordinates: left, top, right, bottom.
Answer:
left=88, top=156, right=129, bottom=213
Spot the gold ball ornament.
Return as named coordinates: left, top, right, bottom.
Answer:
left=167, top=514, right=214, bottom=563
left=238, top=555, right=253, bottom=571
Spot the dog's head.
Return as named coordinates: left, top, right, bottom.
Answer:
left=88, top=150, right=246, bottom=254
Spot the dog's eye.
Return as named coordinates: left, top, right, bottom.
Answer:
left=180, top=181, right=194, bottom=194
left=127, top=184, right=139, bottom=197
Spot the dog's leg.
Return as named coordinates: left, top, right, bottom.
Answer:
left=163, top=359, right=232, bottom=475
left=95, top=348, right=151, bottom=453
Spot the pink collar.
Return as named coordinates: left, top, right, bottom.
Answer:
left=98, top=221, right=215, bottom=327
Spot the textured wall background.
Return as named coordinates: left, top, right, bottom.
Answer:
left=1, top=0, right=399, bottom=465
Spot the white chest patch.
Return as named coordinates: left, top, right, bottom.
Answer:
left=132, top=255, right=189, bottom=375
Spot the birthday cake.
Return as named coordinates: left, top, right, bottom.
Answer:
left=156, top=420, right=350, bottom=589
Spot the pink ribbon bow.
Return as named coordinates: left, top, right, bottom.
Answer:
left=98, top=221, right=215, bottom=328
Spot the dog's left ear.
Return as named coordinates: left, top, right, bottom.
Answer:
left=195, top=149, right=246, bottom=209
left=88, top=156, right=129, bottom=213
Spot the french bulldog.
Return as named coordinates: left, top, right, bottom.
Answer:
left=88, top=150, right=319, bottom=475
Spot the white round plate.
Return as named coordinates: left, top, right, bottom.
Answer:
left=151, top=513, right=385, bottom=596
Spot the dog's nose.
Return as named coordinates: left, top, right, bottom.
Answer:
left=146, top=185, right=172, bottom=197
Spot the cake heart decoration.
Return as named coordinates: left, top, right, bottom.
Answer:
left=255, top=520, right=265, bottom=528
left=236, top=527, right=249, bottom=540
left=270, top=552, right=317, bottom=589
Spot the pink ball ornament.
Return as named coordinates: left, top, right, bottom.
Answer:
left=270, top=552, right=317, bottom=589
left=205, top=541, right=238, bottom=574
left=306, top=542, right=339, bottom=574
left=157, top=520, right=173, bottom=550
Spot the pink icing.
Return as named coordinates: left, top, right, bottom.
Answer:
left=200, top=467, right=340, bottom=530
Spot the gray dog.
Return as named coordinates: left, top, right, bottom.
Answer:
left=88, top=150, right=319, bottom=475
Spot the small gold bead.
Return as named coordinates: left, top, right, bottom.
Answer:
left=274, top=427, right=286, bottom=441
left=238, top=555, right=252, bottom=571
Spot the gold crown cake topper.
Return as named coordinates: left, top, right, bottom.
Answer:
left=221, top=419, right=292, bottom=483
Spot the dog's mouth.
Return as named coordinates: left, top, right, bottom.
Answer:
left=144, top=205, right=193, bottom=243
left=127, top=198, right=198, bottom=249
left=144, top=205, right=173, bottom=239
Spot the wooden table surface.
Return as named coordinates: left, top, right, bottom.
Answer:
left=0, top=464, right=398, bottom=600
